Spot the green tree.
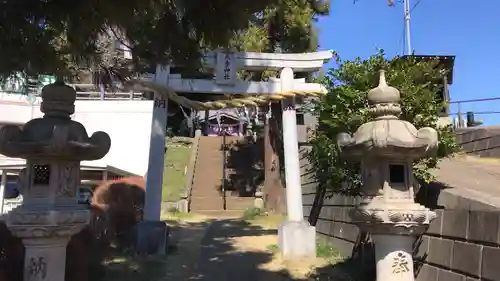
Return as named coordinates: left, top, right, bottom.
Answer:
left=223, top=0, right=329, bottom=212
left=309, top=51, right=459, bottom=196
left=0, top=0, right=283, bottom=77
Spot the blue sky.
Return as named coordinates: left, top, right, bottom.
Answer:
left=317, top=0, right=500, bottom=125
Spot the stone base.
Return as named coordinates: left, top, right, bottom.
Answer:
left=254, top=198, right=264, bottom=209
left=23, top=238, right=69, bottom=281
left=136, top=221, right=170, bottom=255
left=372, top=234, right=415, bottom=281
left=278, top=220, right=316, bottom=258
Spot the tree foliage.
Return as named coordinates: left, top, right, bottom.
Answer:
left=0, top=0, right=289, bottom=77
left=308, top=51, right=459, bottom=196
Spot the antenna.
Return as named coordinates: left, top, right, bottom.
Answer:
left=404, top=0, right=412, bottom=55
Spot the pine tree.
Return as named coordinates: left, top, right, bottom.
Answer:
left=225, top=0, right=329, bottom=212
left=0, top=0, right=283, bottom=77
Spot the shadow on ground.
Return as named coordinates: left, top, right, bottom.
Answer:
left=101, top=217, right=380, bottom=281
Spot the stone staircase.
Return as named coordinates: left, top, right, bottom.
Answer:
left=189, top=136, right=255, bottom=217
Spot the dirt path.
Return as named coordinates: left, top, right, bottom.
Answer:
left=102, top=215, right=212, bottom=281
left=103, top=215, right=345, bottom=281
left=189, top=218, right=333, bottom=281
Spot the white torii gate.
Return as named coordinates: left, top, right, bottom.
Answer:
left=141, top=49, right=332, bottom=257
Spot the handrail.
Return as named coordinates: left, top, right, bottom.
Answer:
left=222, top=134, right=227, bottom=210
left=182, top=129, right=202, bottom=212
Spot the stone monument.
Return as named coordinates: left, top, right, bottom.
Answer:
left=0, top=82, right=111, bottom=281
left=337, top=70, right=438, bottom=281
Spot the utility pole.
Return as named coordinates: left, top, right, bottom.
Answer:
left=404, top=0, right=412, bottom=55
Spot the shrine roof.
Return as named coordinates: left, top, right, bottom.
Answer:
left=197, top=109, right=247, bottom=122
left=401, top=55, right=455, bottom=84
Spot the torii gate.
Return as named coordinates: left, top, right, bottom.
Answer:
left=135, top=50, right=332, bottom=257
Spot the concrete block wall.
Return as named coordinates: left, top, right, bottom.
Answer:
left=456, top=126, right=500, bottom=158
left=300, top=144, right=500, bottom=281
left=416, top=209, right=500, bottom=281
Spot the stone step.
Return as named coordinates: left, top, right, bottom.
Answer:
left=190, top=210, right=245, bottom=218
left=190, top=197, right=254, bottom=211
left=189, top=191, right=221, bottom=198
left=190, top=197, right=224, bottom=210
left=226, top=199, right=255, bottom=210
left=190, top=190, right=254, bottom=198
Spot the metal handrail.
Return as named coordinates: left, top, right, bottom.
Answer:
left=221, top=133, right=227, bottom=210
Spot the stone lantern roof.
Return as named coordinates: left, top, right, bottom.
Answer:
left=337, top=70, right=438, bottom=160
left=0, top=82, right=111, bottom=160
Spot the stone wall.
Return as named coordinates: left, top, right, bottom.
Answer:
left=300, top=144, right=500, bottom=281
left=456, top=126, right=500, bottom=158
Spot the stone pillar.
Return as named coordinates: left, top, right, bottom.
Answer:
left=0, top=82, right=111, bottom=281
left=143, top=91, right=168, bottom=221
left=137, top=64, right=170, bottom=255
left=372, top=235, right=415, bottom=281
left=0, top=170, right=6, bottom=213
left=23, top=238, right=68, bottom=281
left=337, top=70, right=438, bottom=281
left=277, top=67, right=316, bottom=258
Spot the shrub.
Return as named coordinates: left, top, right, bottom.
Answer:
left=309, top=51, right=459, bottom=196
left=242, top=207, right=266, bottom=220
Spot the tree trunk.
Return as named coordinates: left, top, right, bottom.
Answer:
left=263, top=102, right=286, bottom=214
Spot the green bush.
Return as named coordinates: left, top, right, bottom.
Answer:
left=309, top=51, right=459, bottom=196
left=242, top=207, right=266, bottom=220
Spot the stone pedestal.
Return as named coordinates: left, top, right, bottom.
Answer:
left=372, top=235, right=415, bottom=281
left=0, top=82, right=111, bottom=281
left=7, top=207, right=90, bottom=281
left=278, top=220, right=316, bottom=258
left=23, top=238, right=68, bottom=281
left=136, top=221, right=169, bottom=255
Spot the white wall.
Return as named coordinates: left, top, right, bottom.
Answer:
left=0, top=94, right=154, bottom=176
left=74, top=100, right=154, bottom=176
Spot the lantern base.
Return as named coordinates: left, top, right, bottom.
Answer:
left=372, top=234, right=415, bottom=281
left=278, top=220, right=316, bottom=258
left=23, top=238, right=69, bottom=281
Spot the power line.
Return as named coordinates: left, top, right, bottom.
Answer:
left=450, top=111, right=500, bottom=116
left=449, top=96, right=500, bottom=104
left=410, top=0, right=423, bottom=12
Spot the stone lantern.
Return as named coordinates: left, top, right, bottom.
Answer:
left=337, top=70, right=438, bottom=281
left=0, top=82, right=111, bottom=281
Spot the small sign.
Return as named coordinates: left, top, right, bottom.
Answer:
left=154, top=98, right=167, bottom=108
left=215, top=51, right=236, bottom=85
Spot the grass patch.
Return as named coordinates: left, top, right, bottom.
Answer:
left=163, top=139, right=193, bottom=201
left=242, top=207, right=266, bottom=220
left=161, top=207, right=209, bottom=223
left=266, top=243, right=280, bottom=253
left=161, top=207, right=194, bottom=221
left=316, top=239, right=344, bottom=262
left=266, top=240, right=343, bottom=262
left=101, top=248, right=167, bottom=281
left=242, top=207, right=286, bottom=229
